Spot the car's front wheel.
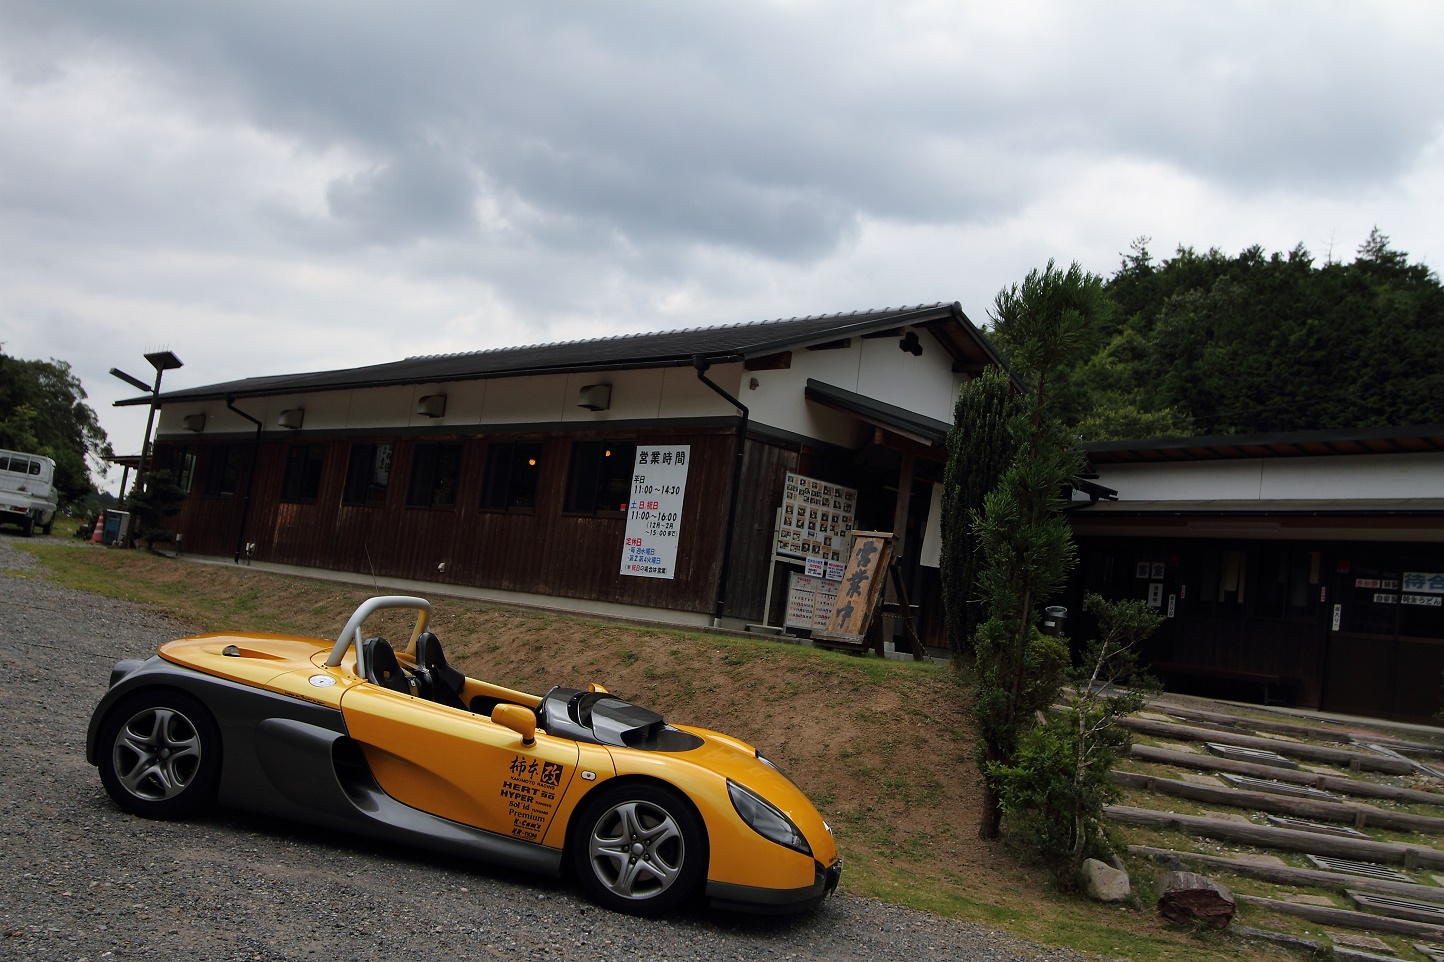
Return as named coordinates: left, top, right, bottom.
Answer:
left=570, top=782, right=707, bottom=916
left=97, top=690, right=221, bottom=818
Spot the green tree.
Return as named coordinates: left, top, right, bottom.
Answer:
left=125, top=469, right=185, bottom=550
left=1054, top=230, right=1444, bottom=439
left=940, top=366, right=1022, bottom=658
left=0, top=351, right=111, bottom=506
left=972, top=260, right=1108, bottom=840
left=990, top=593, right=1159, bottom=886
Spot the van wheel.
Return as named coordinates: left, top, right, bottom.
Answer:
left=40, top=519, right=53, bottom=535
left=21, top=516, right=34, bottom=537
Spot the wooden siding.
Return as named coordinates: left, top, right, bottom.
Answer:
left=1167, top=617, right=1323, bottom=707
left=724, top=438, right=802, bottom=622
left=159, top=428, right=735, bottom=616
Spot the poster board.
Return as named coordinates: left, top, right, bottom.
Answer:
left=784, top=573, right=840, bottom=630
left=776, top=472, right=857, bottom=563
left=813, top=530, right=893, bottom=646
left=619, top=445, right=690, bottom=579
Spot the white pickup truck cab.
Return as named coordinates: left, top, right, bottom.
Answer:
left=0, top=450, right=59, bottom=537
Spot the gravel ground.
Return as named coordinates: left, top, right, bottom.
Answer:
left=0, top=536, right=1102, bottom=962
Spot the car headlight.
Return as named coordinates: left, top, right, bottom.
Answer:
left=728, top=780, right=811, bottom=857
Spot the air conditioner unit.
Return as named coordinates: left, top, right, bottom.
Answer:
left=277, top=409, right=304, bottom=430
left=182, top=413, right=206, bottom=433
left=577, top=384, right=612, bottom=411
left=416, top=394, right=447, bottom=418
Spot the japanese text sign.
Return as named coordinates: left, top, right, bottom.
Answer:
left=619, top=445, right=690, bottom=580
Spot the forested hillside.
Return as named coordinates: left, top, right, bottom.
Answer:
left=1018, top=229, right=1444, bottom=440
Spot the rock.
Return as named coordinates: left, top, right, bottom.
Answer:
left=1156, top=871, right=1235, bottom=928
left=1081, top=858, right=1131, bottom=903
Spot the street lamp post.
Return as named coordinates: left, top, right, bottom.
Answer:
left=109, top=348, right=181, bottom=543
left=110, top=348, right=183, bottom=535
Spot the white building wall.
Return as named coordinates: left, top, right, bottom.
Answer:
left=156, top=326, right=963, bottom=447
left=1095, top=452, right=1444, bottom=502
left=745, top=326, right=964, bottom=446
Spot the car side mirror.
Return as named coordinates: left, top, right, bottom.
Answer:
left=492, top=704, right=537, bottom=746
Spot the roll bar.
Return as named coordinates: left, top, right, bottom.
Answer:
left=324, top=595, right=431, bottom=676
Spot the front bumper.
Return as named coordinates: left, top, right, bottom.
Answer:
left=706, top=857, right=843, bottom=915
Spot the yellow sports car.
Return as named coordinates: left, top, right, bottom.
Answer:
left=86, top=596, right=841, bottom=915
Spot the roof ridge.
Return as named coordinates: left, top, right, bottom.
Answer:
left=401, top=302, right=952, bottom=361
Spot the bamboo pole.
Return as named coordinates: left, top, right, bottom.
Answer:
left=1119, top=717, right=1415, bottom=774
left=1236, top=894, right=1444, bottom=940
left=1110, top=770, right=1444, bottom=833
left=1130, top=744, right=1444, bottom=806
left=1129, top=845, right=1444, bottom=905
left=1104, top=805, right=1444, bottom=869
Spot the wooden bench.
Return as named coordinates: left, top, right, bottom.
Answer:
left=1150, top=661, right=1302, bottom=706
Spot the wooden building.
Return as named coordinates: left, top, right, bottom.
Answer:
left=129, top=304, right=1004, bottom=641
left=1063, top=425, right=1444, bottom=723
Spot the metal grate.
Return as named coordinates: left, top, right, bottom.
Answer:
left=1205, top=742, right=1299, bottom=768
left=1307, top=855, right=1414, bottom=882
left=1266, top=814, right=1368, bottom=838
left=1220, top=773, right=1338, bottom=799
left=1349, top=891, right=1444, bottom=924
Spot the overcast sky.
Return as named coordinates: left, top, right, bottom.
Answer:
left=3, top=1, right=1442, bottom=492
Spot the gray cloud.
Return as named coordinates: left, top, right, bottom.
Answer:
left=2, top=0, right=1443, bottom=488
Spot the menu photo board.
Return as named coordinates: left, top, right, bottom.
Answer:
left=784, top=573, right=840, bottom=631
left=776, top=472, right=857, bottom=563
left=619, top=445, right=690, bottom=580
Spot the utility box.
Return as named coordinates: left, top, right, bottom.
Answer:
left=102, top=510, right=131, bottom=546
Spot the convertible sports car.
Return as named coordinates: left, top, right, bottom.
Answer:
left=86, top=596, right=841, bottom=915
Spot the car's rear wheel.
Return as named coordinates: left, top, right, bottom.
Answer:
left=570, top=782, right=706, bottom=916
left=98, top=690, right=221, bottom=818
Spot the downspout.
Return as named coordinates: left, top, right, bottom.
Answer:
left=692, top=355, right=749, bottom=628
left=226, top=396, right=264, bottom=564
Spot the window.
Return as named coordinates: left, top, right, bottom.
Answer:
left=343, top=442, right=393, bottom=505
left=160, top=446, right=199, bottom=494
left=563, top=440, right=636, bottom=515
left=280, top=444, right=325, bottom=503
left=479, top=441, right=542, bottom=511
left=1251, top=547, right=1318, bottom=621
left=201, top=446, right=243, bottom=498
left=406, top=442, right=462, bottom=509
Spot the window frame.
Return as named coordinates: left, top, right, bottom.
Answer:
left=405, top=441, right=463, bottom=510
left=201, top=445, right=243, bottom=499
left=279, top=443, right=326, bottom=504
left=342, top=441, right=394, bottom=507
left=478, top=440, right=544, bottom=513
left=562, top=439, right=636, bottom=517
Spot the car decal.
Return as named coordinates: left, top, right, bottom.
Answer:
left=503, top=754, right=567, bottom=841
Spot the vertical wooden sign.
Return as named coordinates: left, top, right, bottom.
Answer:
left=813, top=530, right=893, bottom=646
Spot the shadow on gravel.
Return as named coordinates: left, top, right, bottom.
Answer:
left=178, top=805, right=828, bottom=932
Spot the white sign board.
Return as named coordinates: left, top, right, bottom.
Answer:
left=784, top=573, right=839, bottom=630
left=1404, top=572, right=1444, bottom=594
left=776, top=472, right=857, bottom=563
left=619, top=445, right=690, bottom=580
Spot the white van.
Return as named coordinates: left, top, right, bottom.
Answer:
left=0, top=450, right=59, bottom=537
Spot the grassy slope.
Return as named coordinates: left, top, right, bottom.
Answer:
left=21, top=541, right=1293, bottom=962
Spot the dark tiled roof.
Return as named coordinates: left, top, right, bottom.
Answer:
left=803, top=379, right=952, bottom=446
left=123, top=302, right=1002, bottom=406
left=1084, top=424, right=1444, bottom=463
